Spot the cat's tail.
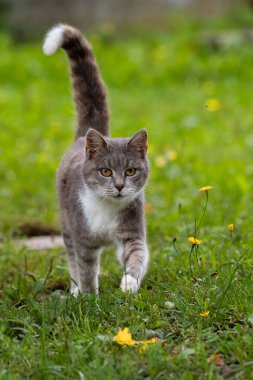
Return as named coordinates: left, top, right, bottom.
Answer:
left=43, top=24, right=109, bottom=139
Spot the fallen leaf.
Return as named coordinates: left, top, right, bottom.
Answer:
left=207, top=353, right=224, bottom=366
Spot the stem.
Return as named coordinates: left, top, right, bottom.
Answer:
left=189, top=190, right=209, bottom=278
left=195, top=191, right=209, bottom=236
left=195, top=245, right=201, bottom=276
left=229, top=230, right=233, bottom=275
left=172, top=239, right=184, bottom=265
left=189, top=245, right=194, bottom=278
left=198, top=245, right=206, bottom=274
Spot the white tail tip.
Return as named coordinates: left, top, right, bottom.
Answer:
left=43, top=24, right=65, bottom=55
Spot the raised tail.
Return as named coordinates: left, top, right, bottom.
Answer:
left=43, top=24, right=109, bottom=139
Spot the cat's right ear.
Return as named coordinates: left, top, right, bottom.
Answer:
left=86, top=129, right=107, bottom=159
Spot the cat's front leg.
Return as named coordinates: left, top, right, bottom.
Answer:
left=61, top=228, right=80, bottom=297
left=74, top=240, right=101, bottom=294
left=118, top=239, right=149, bottom=293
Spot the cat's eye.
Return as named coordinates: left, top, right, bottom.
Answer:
left=125, top=168, right=136, bottom=176
left=100, top=168, right=112, bottom=177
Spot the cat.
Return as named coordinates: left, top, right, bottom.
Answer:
left=43, top=24, right=149, bottom=294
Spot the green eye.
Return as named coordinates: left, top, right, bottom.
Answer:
left=100, top=168, right=112, bottom=177
left=125, top=168, right=136, bottom=176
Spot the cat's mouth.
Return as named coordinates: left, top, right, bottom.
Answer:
left=108, top=192, right=132, bottom=201
left=112, top=193, right=128, bottom=200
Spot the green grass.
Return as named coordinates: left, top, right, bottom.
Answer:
left=1, top=9, right=253, bottom=379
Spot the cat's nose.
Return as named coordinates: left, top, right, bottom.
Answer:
left=115, top=184, right=124, bottom=192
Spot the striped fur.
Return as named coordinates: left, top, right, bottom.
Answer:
left=44, top=25, right=149, bottom=294
left=43, top=24, right=109, bottom=138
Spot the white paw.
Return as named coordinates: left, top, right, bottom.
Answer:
left=70, top=285, right=79, bottom=298
left=120, top=274, right=139, bottom=293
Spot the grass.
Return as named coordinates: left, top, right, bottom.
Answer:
left=1, top=8, right=253, bottom=379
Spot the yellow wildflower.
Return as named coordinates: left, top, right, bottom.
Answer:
left=200, top=311, right=210, bottom=318
left=205, top=98, right=221, bottom=112
left=229, top=224, right=234, bottom=232
left=139, top=337, right=160, bottom=352
left=154, top=156, right=166, bottom=168
left=113, top=328, right=136, bottom=346
left=113, top=328, right=160, bottom=349
left=199, top=186, right=214, bottom=192
left=165, top=150, right=178, bottom=161
left=188, top=237, right=202, bottom=245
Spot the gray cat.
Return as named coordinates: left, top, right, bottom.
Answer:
left=43, top=24, right=149, bottom=294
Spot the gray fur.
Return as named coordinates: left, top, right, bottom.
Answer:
left=44, top=25, right=149, bottom=293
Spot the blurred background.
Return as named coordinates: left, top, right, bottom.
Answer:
left=2, top=3, right=253, bottom=377
left=0, top=0, right=251, bottom=39
left=1, top=0, right=253, bottom=244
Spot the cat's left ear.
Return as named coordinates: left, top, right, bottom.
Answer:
left=127, top=129, right=148, bottom=158
left=86, top=129, right=107, bottom=159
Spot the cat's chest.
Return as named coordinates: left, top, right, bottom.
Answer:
left=79, top=190, right=120, bottom=236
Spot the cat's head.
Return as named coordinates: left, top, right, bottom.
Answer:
left=82, top=128, right=149, bottom=203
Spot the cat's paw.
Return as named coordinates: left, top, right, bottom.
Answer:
left=120, top=274, right=139, bottom=293
left=70, top=285, right=79, bottom=298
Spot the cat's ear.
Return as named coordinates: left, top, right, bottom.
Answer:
left=127, top=129, right=148, bottom=158
left=86, top=129, right=107, bottom=159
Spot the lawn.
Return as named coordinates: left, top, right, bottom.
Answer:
left=0, top=8, right=253, bottom=379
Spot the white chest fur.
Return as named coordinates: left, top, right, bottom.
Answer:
left=79, top=188, right=121, bottom=235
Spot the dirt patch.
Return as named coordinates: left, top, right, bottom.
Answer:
left=15, top=221, right=60, bottom=237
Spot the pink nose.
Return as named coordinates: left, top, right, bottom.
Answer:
left=115, top=184, right=124, bottom=192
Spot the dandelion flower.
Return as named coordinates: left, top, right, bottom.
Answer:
left=113, top=328, right=160, bottom=350
left=113, top=328, right=136, bottom=346
left=205, top=98, right=221, bottom=112
left=229, top=224, right=234, bottom=232
left=165, top=150, right=178, bottom=161
left=154, top=156, right=166, bottom=168
left=199, top=186, right=214, bottom=192
left=200, top=311, right=210, bottom=318
left=188, top=236, right=202, bottom=245
left=139, top=337, right=160, bottom=352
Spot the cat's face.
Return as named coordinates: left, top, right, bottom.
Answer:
left=82, top=129, right=149, bottom=203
